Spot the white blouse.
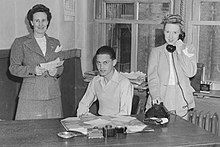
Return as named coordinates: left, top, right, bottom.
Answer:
left=168, top=53, right=176, bottom=85
left=35, top=36, right=46, bottom=56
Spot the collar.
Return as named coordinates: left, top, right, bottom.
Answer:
left=98, top=69, right=120, bottom=84
left=110, top=69, right=119, bottom=83
left=26, top=33, right=49, bottom=39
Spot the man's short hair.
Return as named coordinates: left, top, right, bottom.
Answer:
left=95, top=46, right=116, bottom=60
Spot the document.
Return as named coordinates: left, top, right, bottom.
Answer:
left=60, top=117, right=88, bottom=135
left=40, top=58, right=64, bottom=71
left=84, top=118, right=111, bottom=126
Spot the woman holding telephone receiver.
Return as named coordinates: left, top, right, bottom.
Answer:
left=146, top=14, right=197, bottom=119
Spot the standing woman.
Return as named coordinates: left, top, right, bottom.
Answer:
left=146, top=14, right=197, bottom=119
left=9, top=4, right=64, bottom=120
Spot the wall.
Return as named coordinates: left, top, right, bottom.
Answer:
left=0, top=0, right=95, bottom=75
left=57, top=0, right=75, bottom=50
left=75, top=0, right=95, bottom=74
left=0, top=0, right=75, bottom=50
left=0, top=0, right=15, bottom=49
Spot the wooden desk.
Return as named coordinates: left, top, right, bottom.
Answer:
left=194, top=90, right=220, bottom=98
left=0, top=114, right=220, bottom=147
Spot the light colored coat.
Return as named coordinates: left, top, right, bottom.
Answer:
left=9, top=34, right=64, bottom=119
left=146, top=43, right=197, bottom=112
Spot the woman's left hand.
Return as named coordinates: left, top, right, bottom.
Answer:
left=48, top=68, right=57, bottom=76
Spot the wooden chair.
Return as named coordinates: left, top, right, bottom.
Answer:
left=187, top=110, right=219, bottom=136
left=190, top=63, right=204, bottom=92
left=131, top=95, right=140, bottom=115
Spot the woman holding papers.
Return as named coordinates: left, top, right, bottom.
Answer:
left=9, top=4, right=64, bottom=120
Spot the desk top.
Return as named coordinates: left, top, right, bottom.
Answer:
left=0, top=114, right=220, bottom=147
left=194, top=90, right=220, bottom=98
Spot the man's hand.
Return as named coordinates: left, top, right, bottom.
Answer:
left=79, top=112, right=95, bottom=118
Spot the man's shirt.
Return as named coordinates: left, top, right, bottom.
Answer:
left=77, top=70, right=133, bottom=116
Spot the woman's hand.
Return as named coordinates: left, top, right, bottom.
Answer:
left=175, top=39, right=185, bottom=54
left=79, top=112, right=95, bottom=118
left=152, top=98, right=161, bottom=105
left=48, top=68, right=57, bottom=76
left=35, top=65, right=46, bottom=75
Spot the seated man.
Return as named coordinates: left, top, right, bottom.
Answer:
left=77, top=46, right=133, bottom=117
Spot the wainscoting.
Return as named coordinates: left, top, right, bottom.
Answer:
left=0, top=50, right=21, bottom=120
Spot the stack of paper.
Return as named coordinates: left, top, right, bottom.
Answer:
left=120, top=71, right=147, bottom=88
left=84, top=70, right=98, bottom=82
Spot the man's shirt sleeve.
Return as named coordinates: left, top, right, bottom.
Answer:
left=77, top=79, right=97, bottom=116
left=117, top=79, right=134, bottom=115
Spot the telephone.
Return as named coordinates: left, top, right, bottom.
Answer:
left=166, top=32, right=185, bottom=53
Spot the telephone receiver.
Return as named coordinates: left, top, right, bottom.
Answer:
left=166, top=32, right=185, bottom=53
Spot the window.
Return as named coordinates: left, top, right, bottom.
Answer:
left=187, top=0, right=220, bottom=82
left=94, top=0, right=173, bottom=73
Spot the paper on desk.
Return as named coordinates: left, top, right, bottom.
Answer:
left=40, top=58, right=64, bottom=70
left=126, top=120, right=148, bottom=133
left=61, top=116, right=150, bottom=135
left=61, top=117, right=88, bottom=135
left=84, top=118, right=111, bottom=127
left=126, top=125, right=147, bottom=133
left=111, top=116, right=136, bottom=122
left=69, top=127, right=87, bottom=135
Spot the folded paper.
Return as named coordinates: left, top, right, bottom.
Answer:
left=40, top=58, right=64, bottom=71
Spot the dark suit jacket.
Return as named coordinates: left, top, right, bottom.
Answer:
left=9, top=33, right=64, bottom=100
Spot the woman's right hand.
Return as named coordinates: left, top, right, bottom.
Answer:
left=152, top=98, right=161, bottom=105
left=35, top=65, right=46, bottom=75
left=48, top=68, right=57, bottom=77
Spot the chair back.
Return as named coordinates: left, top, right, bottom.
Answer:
left=89, top=95, right=140, bottom=116
left=190, top=63, right=204, bottom=91
left=131, top=95, right=140, bottom=115
left=188, top=110, right=219, bottom=136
